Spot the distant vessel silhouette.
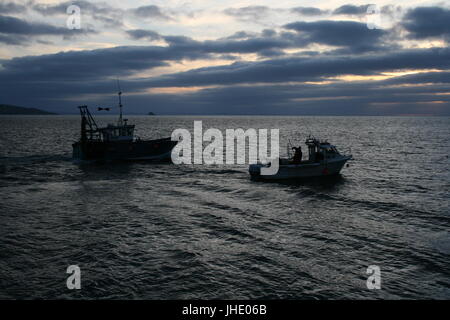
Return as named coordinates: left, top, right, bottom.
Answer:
left=72, top=89, right=176, bottom=162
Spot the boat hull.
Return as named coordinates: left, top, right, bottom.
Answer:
left=249, top=157, right=351, bottom=180
left=72, top=137, right=177, bottom=162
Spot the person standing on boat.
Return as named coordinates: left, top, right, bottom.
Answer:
left=292, top=147, right=302, bottom=164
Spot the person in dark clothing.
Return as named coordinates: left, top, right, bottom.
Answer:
left=316, top=151, right=323, bottom=162
left=292, top=147, right=302, bottom=164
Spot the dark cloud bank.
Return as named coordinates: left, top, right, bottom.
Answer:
left=0, top=3, right=449, bottom=115
left=0, top=14, right=95, bottom=45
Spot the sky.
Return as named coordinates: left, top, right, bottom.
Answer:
left=0, top=0, right=449, bottom=115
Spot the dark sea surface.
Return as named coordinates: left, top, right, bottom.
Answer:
left=0, top=115, right=449, bottom=299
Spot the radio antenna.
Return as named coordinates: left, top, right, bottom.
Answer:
left=117, top=79, right=123, bottom=125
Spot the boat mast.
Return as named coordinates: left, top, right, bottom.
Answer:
left=117, top=79, right=123, bottom=126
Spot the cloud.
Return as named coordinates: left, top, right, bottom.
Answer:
left=284, top=20, right=387, bottom=53
left=384, top=71, right=450, bottom=85
left=118, top=73, right=450, bottom=115
left=161, top=82, right=450, bottom=115
left=126, top=29, right=162, bottom=41
left=131, top=5, right=172, bottom=20
left=0, top=30, right=300, bottom=79
left=134, top=47, right=450, bottom=88
left=2, top=25, right=448, bottom=87
left=223, top=6, right=272, bottom=22
left=10, top=78, right=448, bottom=116
left=224, top=5, right=329, bottom=22
left=2, top=46, right=450, bottom=115
left=125, top=29, right=295, bottom=57
left=129, top=20, right=390, bottom=58
left=31, top=0, right=124, bottom=27
left=0, top=15, right=95, bottom=44
left=223, top=31, right=257, bottom=40
left=31, top=1, right=176, bottom=25
left=166, top=34, right=292, bottom=55
left=0, top=1, right=27, bottom=14
left=1, top=3, right=450, bottom=116
left=0, top=33, right=27, bottom=45
left=0, top=46, right=178, bottom=81
left=333, top=4, right=372, bottom=16
left=290, top=7, right=328, bottom=16
left=402, top=7, right=450, bottom=40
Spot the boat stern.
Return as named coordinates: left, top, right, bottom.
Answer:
left=72, top=142, right=84, bottom=160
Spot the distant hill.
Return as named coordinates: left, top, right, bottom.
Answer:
left=148, top=112, right=155, bottom=115
left=0, top=104, right=57, bottom=115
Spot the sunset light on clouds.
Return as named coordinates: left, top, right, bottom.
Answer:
left=1, top=0, right=449, bottom=115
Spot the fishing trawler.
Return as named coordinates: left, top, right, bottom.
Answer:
left=249, top=136, right=352, bottom=180
left=72, top=90, right=177, bottom=162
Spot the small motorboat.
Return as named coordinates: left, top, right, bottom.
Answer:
left=249, top=136, right=352, bottom=180
left=72, top=90, right=177, bottom=162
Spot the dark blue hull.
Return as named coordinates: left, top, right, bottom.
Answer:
left=72, top=137, right=177, bottom=162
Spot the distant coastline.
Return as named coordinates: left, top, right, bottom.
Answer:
left=0, top=104, right=57, bottom=115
